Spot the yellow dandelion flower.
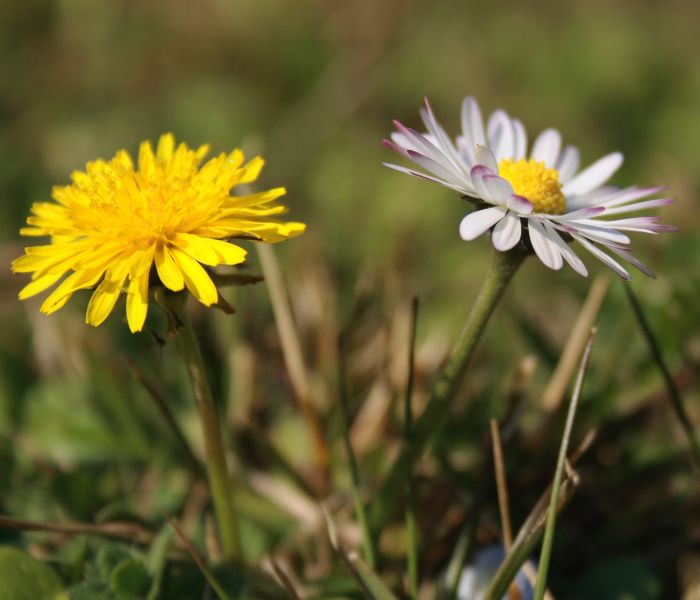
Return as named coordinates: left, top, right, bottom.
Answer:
left=12, top=133, right=305, bottom=332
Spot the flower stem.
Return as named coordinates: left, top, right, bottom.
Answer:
left=370, top=247, right=527, bottom=531
left=177, top=308, right=241, bottom=563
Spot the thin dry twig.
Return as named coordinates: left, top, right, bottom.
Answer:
left=0, top=514, right=156, bottom=545
left=268, top=556, right=303, bottom=600
left=490, top=419, right=513, bottom=551
left=166, top=515, right=233, bottom=600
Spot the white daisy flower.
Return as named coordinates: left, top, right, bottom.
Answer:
left=384, top=97, right=676, bottom=279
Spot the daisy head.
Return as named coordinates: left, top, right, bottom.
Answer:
left=13, top=134, right=305, bottom=332
left=384, top=97, right=675, bottom=279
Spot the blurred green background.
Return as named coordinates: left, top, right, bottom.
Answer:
left=0, top=0, right=699, bottom=598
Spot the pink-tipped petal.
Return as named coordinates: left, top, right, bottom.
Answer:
left=607, top=246, right=656, bottom=278
left=572, top=234, right=631, bottom=280
left=600, top=198, right=674, bottom=216
left=382, top=162, right=472, bottom=194
left=507, top=194, right=533, bottom=214
left=598, top=185, right=666, bottom=207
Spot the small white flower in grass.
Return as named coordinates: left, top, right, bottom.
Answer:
left=384, top=97, right=676, bottom=279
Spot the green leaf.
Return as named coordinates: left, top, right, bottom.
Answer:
left=0, top=546, right=64, bottom=600
left=110, top=559, right=150, bottom=598
left=67, top=581, right=115, bottom=600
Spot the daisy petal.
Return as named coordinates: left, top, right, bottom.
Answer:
left=507, top=194, right=533, bottom=214
left=513, top=119, right=528, bottom=160
left=491, top=211, right=522, bottom=251
left=556, top=145, right=580, bottom=183
left=563, top=152, right=623, bottom=196
left=460, top=96, right=486, bottom=162
left=470, top=168, right=512, bottom=204
left=599, top=198, right=674, bottom=216
left=383, top=162, right=472, bottom=194
left=542, top=222, right=588, bottom=276
left=571, top=234, right=630, bottom=280
left=459, top=206, right=507, bottom=241
left=487, top=110, right=515, bottom=162
left=528, top=219, right=563, bottom=270
left=474, top=145, right=499, bottom=172
left=607, top=246, right=656, bottom=278
left=531, top=129, right=562, bottom=168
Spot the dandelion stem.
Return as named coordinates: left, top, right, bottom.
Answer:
left=624, top=283, right=700, bottom=471
left=404, top=298, right=420, bottom=598
left=533, top=328, right=596, bottom=600
left=177, top=307, right=241, bottom=563
left=370, top=247, right=527, bottom=530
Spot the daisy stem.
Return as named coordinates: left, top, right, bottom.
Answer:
left=177, top=308, right=241, bottom=563
left=370, top=246, right=527, bottom=531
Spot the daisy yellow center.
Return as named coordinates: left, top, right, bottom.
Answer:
left=498, top=158, right=565, bottom=214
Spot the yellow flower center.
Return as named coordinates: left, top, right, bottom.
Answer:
left=498, top=158, right=565, bottom=214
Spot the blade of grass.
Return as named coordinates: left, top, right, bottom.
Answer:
left=146, top=525, right=175, bottom=600
left=541, top=275, right=609, bottom=411
left=323, top=504, right=399, bottom=600
left=624, top=283, right=700, bottom=471
left=127, top=358, right=203, bottom=478
left=533, top=328, right=596, bottom=600
left=256, top=244, right=329, bottom=492
left=404, top=298, right=419, bottom=598
left=338, top=333, right=377, bottom=569
left=482, top=456, right=582, bottom=600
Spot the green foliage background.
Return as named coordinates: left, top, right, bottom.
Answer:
left=0, top=0, right=699, bottom=598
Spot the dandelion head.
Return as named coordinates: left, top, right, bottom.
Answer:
left=12, top=134, right=305, bottom=332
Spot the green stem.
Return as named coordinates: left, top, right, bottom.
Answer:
left=370, top=247, right=527, bottom=530
left=405, top=298, right=419, bottom=598
left=533, top=329, right=595, bottom=600
left=177, top=308, right=241, bottom=563
left=338, top=334, right=376, bottom=569
left=624, top=283, right=700, bottom=471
